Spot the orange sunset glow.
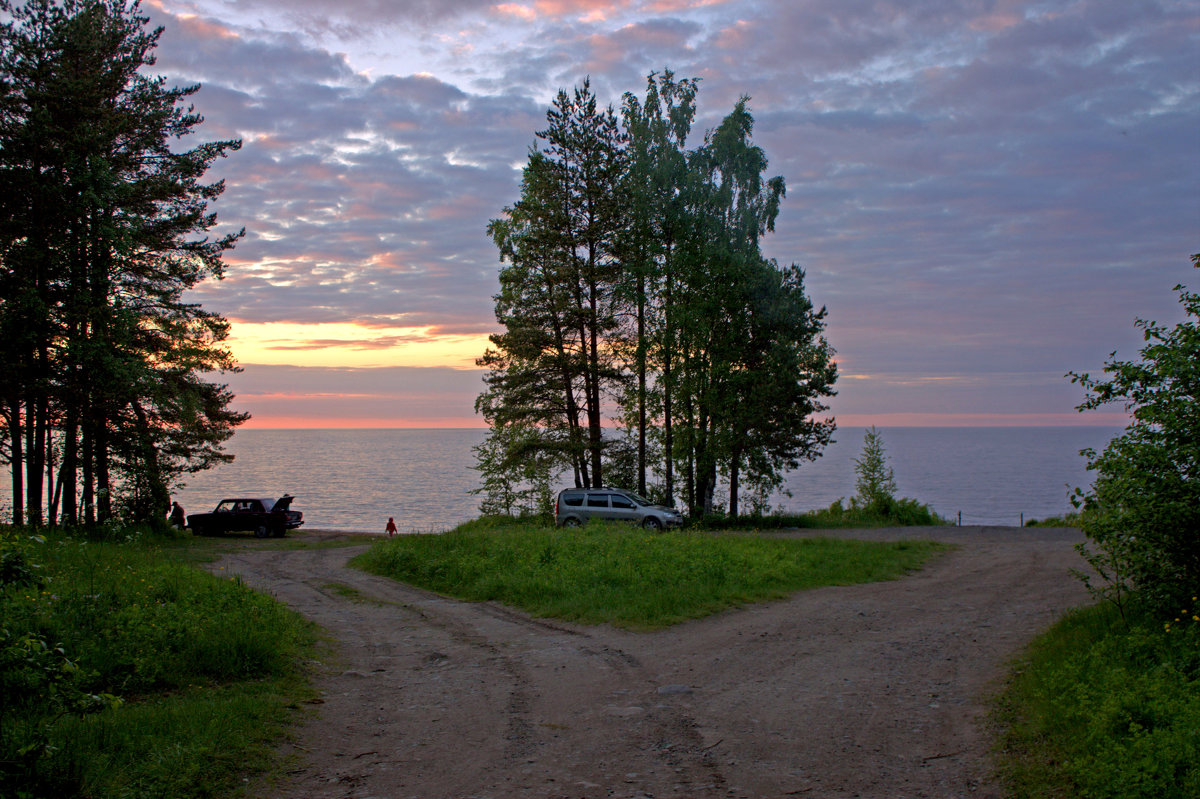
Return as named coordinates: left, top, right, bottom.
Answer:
left=225, top=322, right=493, bottom=369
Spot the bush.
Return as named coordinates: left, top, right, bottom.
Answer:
left=1024, top=513, right=1082, bottom=528
left=1069, top=253, right=1200, bottom=614
left=994, top=602, right=1200, bottom=798
left=812, top=496, right=947, bottom=527
left=1, top=527, right=315, bottom=797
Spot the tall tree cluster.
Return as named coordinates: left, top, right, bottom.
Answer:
left=477, top=72, right=837, bottom=518
left=0, top=0, right=246, bottom=528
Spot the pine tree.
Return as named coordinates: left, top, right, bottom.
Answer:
left=854, top=426, right=897, bottom=513
left=479, top=80, right=627, bottom=490
left=0, top=0, right=246, bottom=526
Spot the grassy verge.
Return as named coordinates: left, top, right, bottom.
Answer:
left=352, top=517, right=948, bottom=630
left=992, top=601, right=1200, bottom=798
left=1, top=527, right=319, bottom=799
left=698, top=496, right=949, bottom=529
left=1023, top=513, right=1082, bottom=528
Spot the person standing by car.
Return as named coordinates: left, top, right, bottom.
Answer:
left=169, top=501, right=186, bottom=529
left=385, top=517, right=398, bottom=537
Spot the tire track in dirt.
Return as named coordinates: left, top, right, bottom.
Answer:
left=211, top=525, right=1088, bottom=799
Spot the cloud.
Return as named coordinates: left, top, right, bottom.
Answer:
left=144, top=0, right=1197, bottom=425
left=226, top=364, right=488, bottom=426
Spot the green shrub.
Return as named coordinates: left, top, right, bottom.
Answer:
left=854, top=425, right=897, bottom=511
left=994, top=602, right=1200, bottom=798
left=1, top=528, right=315, bottom=798
left=1069, top=254, right=1200, bottom=615
left=1024, top=513, right=1082, bottom=528
left=809, top=496, right=948, bottom=527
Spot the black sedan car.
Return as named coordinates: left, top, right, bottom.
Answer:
left=187, top=495, right=303, bottom=538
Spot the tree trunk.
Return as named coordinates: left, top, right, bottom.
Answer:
left=4, top=403, right=24, bottom=526
left=728, top=446, right=741, bottom=518
left=44, top=427, right=56, bottom=526
left=60, top=405, right=79, bottom=526
left=587, top=274, right=603, bottom=487
left=636, top=272, right=647, bottom=496
left=663, top=264, right=675, bottom=506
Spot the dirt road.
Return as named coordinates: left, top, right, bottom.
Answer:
left=212, top=526, right=1088, bottom=799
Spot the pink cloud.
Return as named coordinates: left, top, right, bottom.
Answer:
left=493, top=3, right=537, bottom=21
left=712, top=18, right=753, bottom=51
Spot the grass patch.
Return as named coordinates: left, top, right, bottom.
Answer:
left=1023, top=513, right=1082, bottom=528
left=683, top=497, right=949, bottom=530
left=352, top=520, right=948, bottom=630
left=1, top=527, right=319, bottom=798
left=992, top=602, right=1200, bottom=798
left=321, top=581, right=388, bottom=606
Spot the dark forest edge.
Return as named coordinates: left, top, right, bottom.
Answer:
left=1, top=0, right=247, bottom=532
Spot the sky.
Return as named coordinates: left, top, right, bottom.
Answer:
left=140, top=0, right=1198, bottom=428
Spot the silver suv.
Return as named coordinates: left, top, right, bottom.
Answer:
left=555, top=488, right=684, bottom=530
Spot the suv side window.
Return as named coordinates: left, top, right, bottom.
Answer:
left=610, top=494, right=635, bottom=510
left=562, top=493, right=584, bottom=507
left=586, top=493, right=609, bottom=508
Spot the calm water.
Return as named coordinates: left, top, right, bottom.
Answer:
left=2, top=427, right=1119, bottom=532
left=167, top=426, right=1116, bottom=532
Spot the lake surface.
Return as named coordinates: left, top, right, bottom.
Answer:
left=1, top=426, right=1120, bottom=532
left=160, top=426, right=1117, bottom=532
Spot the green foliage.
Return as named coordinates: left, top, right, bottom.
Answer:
left=0, top=527, right=315, bottom=797
left=853, top=426, right=897, bottom=512
left=694, top=497, right=948, bottom=529
left=814, top=496, right=948, bottom=527
left=470, top=424, right=556, bottom=520
left=0, top=0, right=247, bottom=529
left=480, top=72, right=837, bottom=517
left=1069, top=254, right=1200, bottom=614
left=993, top=602, right=1200, bottom=799
left=1024, top=513, right=1082, bottom=528
left=353, top=523, right=946, bottom=630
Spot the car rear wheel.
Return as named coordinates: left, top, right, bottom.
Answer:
left=561, top=517, right=582, bottom=528
left=642, top=517, right=663, bottom=531
left=254, top=525, right=270, bottom=539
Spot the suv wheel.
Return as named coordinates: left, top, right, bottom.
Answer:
left=642, top=517, right=663, bottom=531
left=561, top=517, right=582, bottom=528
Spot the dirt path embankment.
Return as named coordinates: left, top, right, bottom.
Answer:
left=211, top=526, right=1088, bottom=799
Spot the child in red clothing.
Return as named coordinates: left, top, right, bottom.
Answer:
left=385, top=517, right=397, bottom=536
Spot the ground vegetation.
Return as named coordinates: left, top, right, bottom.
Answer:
left=1069, top=253, right=1200, bottom=617
left=0, top=524, right=315, bottom=797
left=353, top=516, right=944, bottom=629
left=992, top=254, right=1200, bottom=797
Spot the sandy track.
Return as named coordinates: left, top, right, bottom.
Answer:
left=210, top=526, right=1088, bottom=799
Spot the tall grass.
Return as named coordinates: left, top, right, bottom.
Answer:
left=1, top=528, right=317, bottom=798
left=992, top=602, right=1200, bottom=798
left=353, top=519, right=947, bottom=629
